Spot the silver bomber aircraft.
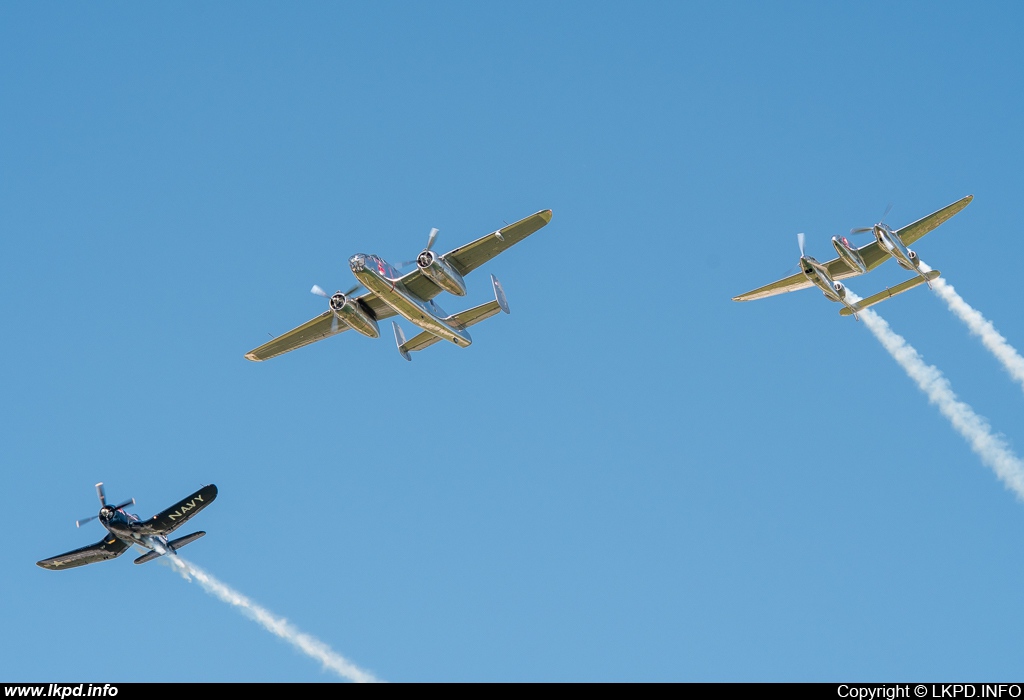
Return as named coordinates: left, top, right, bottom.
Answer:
left=732, top=195, right=972, bottom=314
left=37, top=483, right=217, bottom=570
left=245, top=209, right=552, bottom=361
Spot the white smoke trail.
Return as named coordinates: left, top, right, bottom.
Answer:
left=163, top=554, right=380, bottom=683
left=847, top=290, right=1024, bottom=499
left=919, top=262, right=1024, bottom=395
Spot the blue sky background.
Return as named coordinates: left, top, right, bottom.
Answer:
left=3, top=2, right=1024, bottom=682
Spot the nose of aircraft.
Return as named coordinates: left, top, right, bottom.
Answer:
left=349, top=254, right=366, bottom=271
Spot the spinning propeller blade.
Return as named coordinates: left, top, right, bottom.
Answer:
left=394, top=227, right=441, bottom=269
left=851, top=202, right=894, bottom=234
left=77, top=484, right=132, bottom=527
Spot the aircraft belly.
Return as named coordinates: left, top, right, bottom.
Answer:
left=355, top=271, right=471, bottom=347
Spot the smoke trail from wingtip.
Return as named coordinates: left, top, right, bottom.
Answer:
left=162, top=554, right=380, bottom=683
left=919, top=262, right=1024, bottom=395
left=846, top=290, right=1024, bottom=499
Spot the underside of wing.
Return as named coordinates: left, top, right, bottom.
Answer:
left=823, top=242, right=889, bottom=278
left=897, top=195, right=973, bottom=247
left=140, top=484, right=218, bottom=536
left=398, top=210, right=552, bottom=302
left=732, top=272, right=813, bottom=301
left=396, top=269, right=442, bottom=303
left=444, top=210, right=553, bottom=277
left=246, top=293, right=396, bottom=362
left=37, top=535, right=129, bottom=570
left=246, top=311, right=347, bottom=361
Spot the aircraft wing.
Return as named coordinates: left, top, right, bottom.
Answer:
left=401, top=210, right=553, bottom=301
left=897, top=195, right=973, bottom=247
left=139, top=484, right=218, bottom=536
left=37, top=535, right=129, bottom=570
left=732, top=272, right=814, bottom=301
left=245, top=294, right=397, bottom=361
left=735, top=246, right=895, bottom=301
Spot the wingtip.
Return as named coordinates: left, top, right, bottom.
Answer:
left=539, top=209, right=552, bottom=223
left=244, top=352, right=261, bottom=362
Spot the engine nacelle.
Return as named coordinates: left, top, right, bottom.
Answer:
left=416, top=250, right=467, bottom=296
left=329, top=293, right=380, bottom=338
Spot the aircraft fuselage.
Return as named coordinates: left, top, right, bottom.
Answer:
left=100, top=508, right=172, bottom=555
left=349, top=253, right=473, bottom=348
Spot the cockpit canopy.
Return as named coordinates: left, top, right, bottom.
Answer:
left=350, top=254, right=400, bottom=280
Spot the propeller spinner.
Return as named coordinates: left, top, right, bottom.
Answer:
left=76, top=482, right=134, bottom=528
left=396, top=228, right=441, bottom=270
left=311, top=283, right=363, bottom=333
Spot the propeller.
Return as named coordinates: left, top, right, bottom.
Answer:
left=394, top=227, right=441, bottom=270
left=76, top=482, right=134, bottom=527
left=311, top=283, right=363, bottom=333
left=850, top=202, right=894, bottom=235
left=311, top=283, right=361, bottom=299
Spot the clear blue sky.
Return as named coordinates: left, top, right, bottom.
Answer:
left=3, top=2, right=1024, bottom=682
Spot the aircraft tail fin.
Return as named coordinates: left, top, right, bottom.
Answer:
left=392, top=322, right=411, bottom=361
left=839, top=270, right=940, bottom=317
left=133, top=531, right=207, bottom=565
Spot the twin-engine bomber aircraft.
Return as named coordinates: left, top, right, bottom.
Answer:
left=245, top=209, right=552, bottom=362
left=732, top=195, right=972, bottom=316
left=37, top=483, right=217, bottom=570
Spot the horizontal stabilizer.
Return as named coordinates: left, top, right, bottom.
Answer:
left=395, top=276, right=510, bottom=360
left=133, top=531, right=206, bottom=565
left=167, top=530, right=206, bottom=550
left=839, top=270, right=940, bottom=317
left=398, top=302, right=500, bottom=358
left=134, top=550, right=163, bottom=565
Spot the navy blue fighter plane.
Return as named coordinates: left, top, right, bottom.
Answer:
left=37, top=483, right=217, bottom=570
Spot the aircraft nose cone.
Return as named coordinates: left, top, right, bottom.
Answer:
left=349, top=254, right=366, bottom=271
